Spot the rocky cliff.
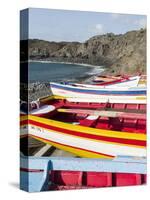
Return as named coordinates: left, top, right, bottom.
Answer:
left=27, top=29, right=146, bottom=75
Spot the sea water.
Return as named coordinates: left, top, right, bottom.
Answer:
left=28, top=61, right=104, bottom=83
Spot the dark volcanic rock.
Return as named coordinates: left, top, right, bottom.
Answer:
left=25, top=29, right=146, bottom=75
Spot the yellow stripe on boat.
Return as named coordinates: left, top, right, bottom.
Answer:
left=136, top=96, right=146, bottom=100
left=20, top=115, right=28, bottom=121
left=23, top=115, right=146, bottom=141
left=40, top=95, right=65, bottom=102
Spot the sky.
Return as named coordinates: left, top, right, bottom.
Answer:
left=21, top=8, right=146, bottom=42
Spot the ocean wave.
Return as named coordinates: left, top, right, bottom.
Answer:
left=86, top=66, right=104, bottom=75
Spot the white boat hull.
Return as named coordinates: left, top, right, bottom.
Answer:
left=50, top=84, right=146, bottom=104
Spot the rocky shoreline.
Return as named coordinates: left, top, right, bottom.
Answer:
left=20, top=82, right=52, bottom=102
left=28, top=82, right=51, bottom=102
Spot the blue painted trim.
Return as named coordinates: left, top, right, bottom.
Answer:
left=50, top=83, right=146, bottom=95
left=21, top=156, right=146, bottom=173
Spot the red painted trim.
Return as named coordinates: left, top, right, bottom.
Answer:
left=95, top=78, right=127, bottom=85
left=27, top=120, right=146, bottom=147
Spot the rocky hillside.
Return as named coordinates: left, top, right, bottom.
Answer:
left=27, top=29, right=146, bottom=75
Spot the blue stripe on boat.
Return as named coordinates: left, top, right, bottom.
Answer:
left=50, top=83, right=146, bottom=95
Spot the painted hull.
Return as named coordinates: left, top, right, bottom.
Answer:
left=20, top=115, right=146, bottom=159
left=50, top=83, right=146, bottom=104
left=50, top=82, right=146, bottom=96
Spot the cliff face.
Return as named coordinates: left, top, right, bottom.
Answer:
left=27, top=29, right=146, bottom=75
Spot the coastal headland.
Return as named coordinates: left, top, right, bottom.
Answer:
left=22, top=29, right=147, bottom=75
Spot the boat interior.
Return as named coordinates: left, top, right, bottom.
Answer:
left=37, top=98, right=146, bottom=134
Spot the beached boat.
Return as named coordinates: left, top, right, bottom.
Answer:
left=92, top=75, right=140, bottom=87
left=50, top=82, right=146, bottom=102
left=20, top=96, right=146, bottom=159
left=73, top=76, right=141, bottom=88
left=20, top=95, right=147, bottom=118
left=21, top=95, right=146, bottom=117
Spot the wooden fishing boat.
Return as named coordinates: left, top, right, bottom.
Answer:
left=92, top=75, right=140, bottom=87
left=20, top=96, right=146, bottom=159
left=21, top=95, right=146, bottom=117
left=20, top=95, right=147, bottom=118
left=50, top=82, right=146, bottom=102
left=73, top=76, right=141, bottom=88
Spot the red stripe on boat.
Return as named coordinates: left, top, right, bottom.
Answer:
left=20, top=120, right=28, bottom=126
left=27, top=120, right=146, bottom=147
left=96, top=78, right=127, bottom=86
